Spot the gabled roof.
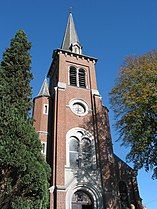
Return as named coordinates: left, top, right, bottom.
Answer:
left=38, top=78, right=50, bottom=97
left=61, top=12, right=82, bottom=53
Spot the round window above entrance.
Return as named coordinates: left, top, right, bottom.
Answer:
left=69, top=99, right=88, bottom=116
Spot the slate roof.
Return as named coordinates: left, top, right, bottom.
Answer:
left=61, top=12, right=82, bottom=52
left=38, top=78, right=50, bottom=97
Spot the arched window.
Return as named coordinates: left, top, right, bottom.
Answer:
left=69, top=137, right=79, bottom=167
left=119, top=181, right=130, bottom=209
left=66, top=128, right=94, bottom=169
left=78, top=68, right=86, bottom=88
left=69, top=67, right=87, bottom=88
left=69, top=66, right=77, bottom=86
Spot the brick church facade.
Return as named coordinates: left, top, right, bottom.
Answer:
left=33, top=12, right=143, bottom=209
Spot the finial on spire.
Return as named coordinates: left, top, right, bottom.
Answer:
left=61, top=12, right=82, bottom=54
left=38, top=78, right=50, bottom=97
left=69, top=7, right=72, bottom=14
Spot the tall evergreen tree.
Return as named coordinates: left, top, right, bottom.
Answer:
left=0, top=30, right=50, bottom=209
left=1, top=30, right=33, bottom=114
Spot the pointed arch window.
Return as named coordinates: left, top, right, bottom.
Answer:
left=78, top=68, right=86, bottom=88
left=69, top=66, right=77, bottom=86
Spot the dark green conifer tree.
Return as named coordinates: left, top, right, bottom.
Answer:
left=0, top=30, right=50, bottom=209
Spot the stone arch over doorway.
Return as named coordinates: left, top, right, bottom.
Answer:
left=72, top=190, right=94, bottom=209
left=66, top=184, right=102, bottom=209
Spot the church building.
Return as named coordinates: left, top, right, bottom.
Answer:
left=33, top=12, right=143, bottom=209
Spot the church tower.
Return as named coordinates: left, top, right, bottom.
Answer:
left=33, top=12, right=142, bottom=209
left=33, top=78, right=50, bottom=157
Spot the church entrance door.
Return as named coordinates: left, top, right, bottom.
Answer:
left=72, top=191, right=93, bottom=209
left=82, top=205, right=92, bottom=209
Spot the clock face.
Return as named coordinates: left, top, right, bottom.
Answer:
left=69, top=100, right=88, bottom=116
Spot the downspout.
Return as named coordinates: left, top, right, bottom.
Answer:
left=51, top=86, right=59, bottom=209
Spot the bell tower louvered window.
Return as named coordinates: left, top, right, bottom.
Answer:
left=78, top=68, right=86, bottom=88
left=69, top=66, right=87, bottom=88
left=70, top=66, right=77, bottom=86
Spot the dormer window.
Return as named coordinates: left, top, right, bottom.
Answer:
left=69, top=66, right=86, bottom=88
left=70, top=43, right=82, bottom=54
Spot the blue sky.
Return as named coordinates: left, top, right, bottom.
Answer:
left=0, top=0, right=157, bottom=208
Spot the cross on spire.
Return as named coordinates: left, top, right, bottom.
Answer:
left=69, top=7, right=72, bottom=13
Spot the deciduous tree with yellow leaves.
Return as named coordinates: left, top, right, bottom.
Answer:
left=110, top=51, right=157, bottom=178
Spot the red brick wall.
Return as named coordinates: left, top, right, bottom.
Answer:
left=33, top=96, right=49, bottom=142
left=49, top=51, right=100, bottom=208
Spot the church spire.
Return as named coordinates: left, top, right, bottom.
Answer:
left=61, top=12, right=82, bottom=54
left=38, top=78, right=50, bottom=97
